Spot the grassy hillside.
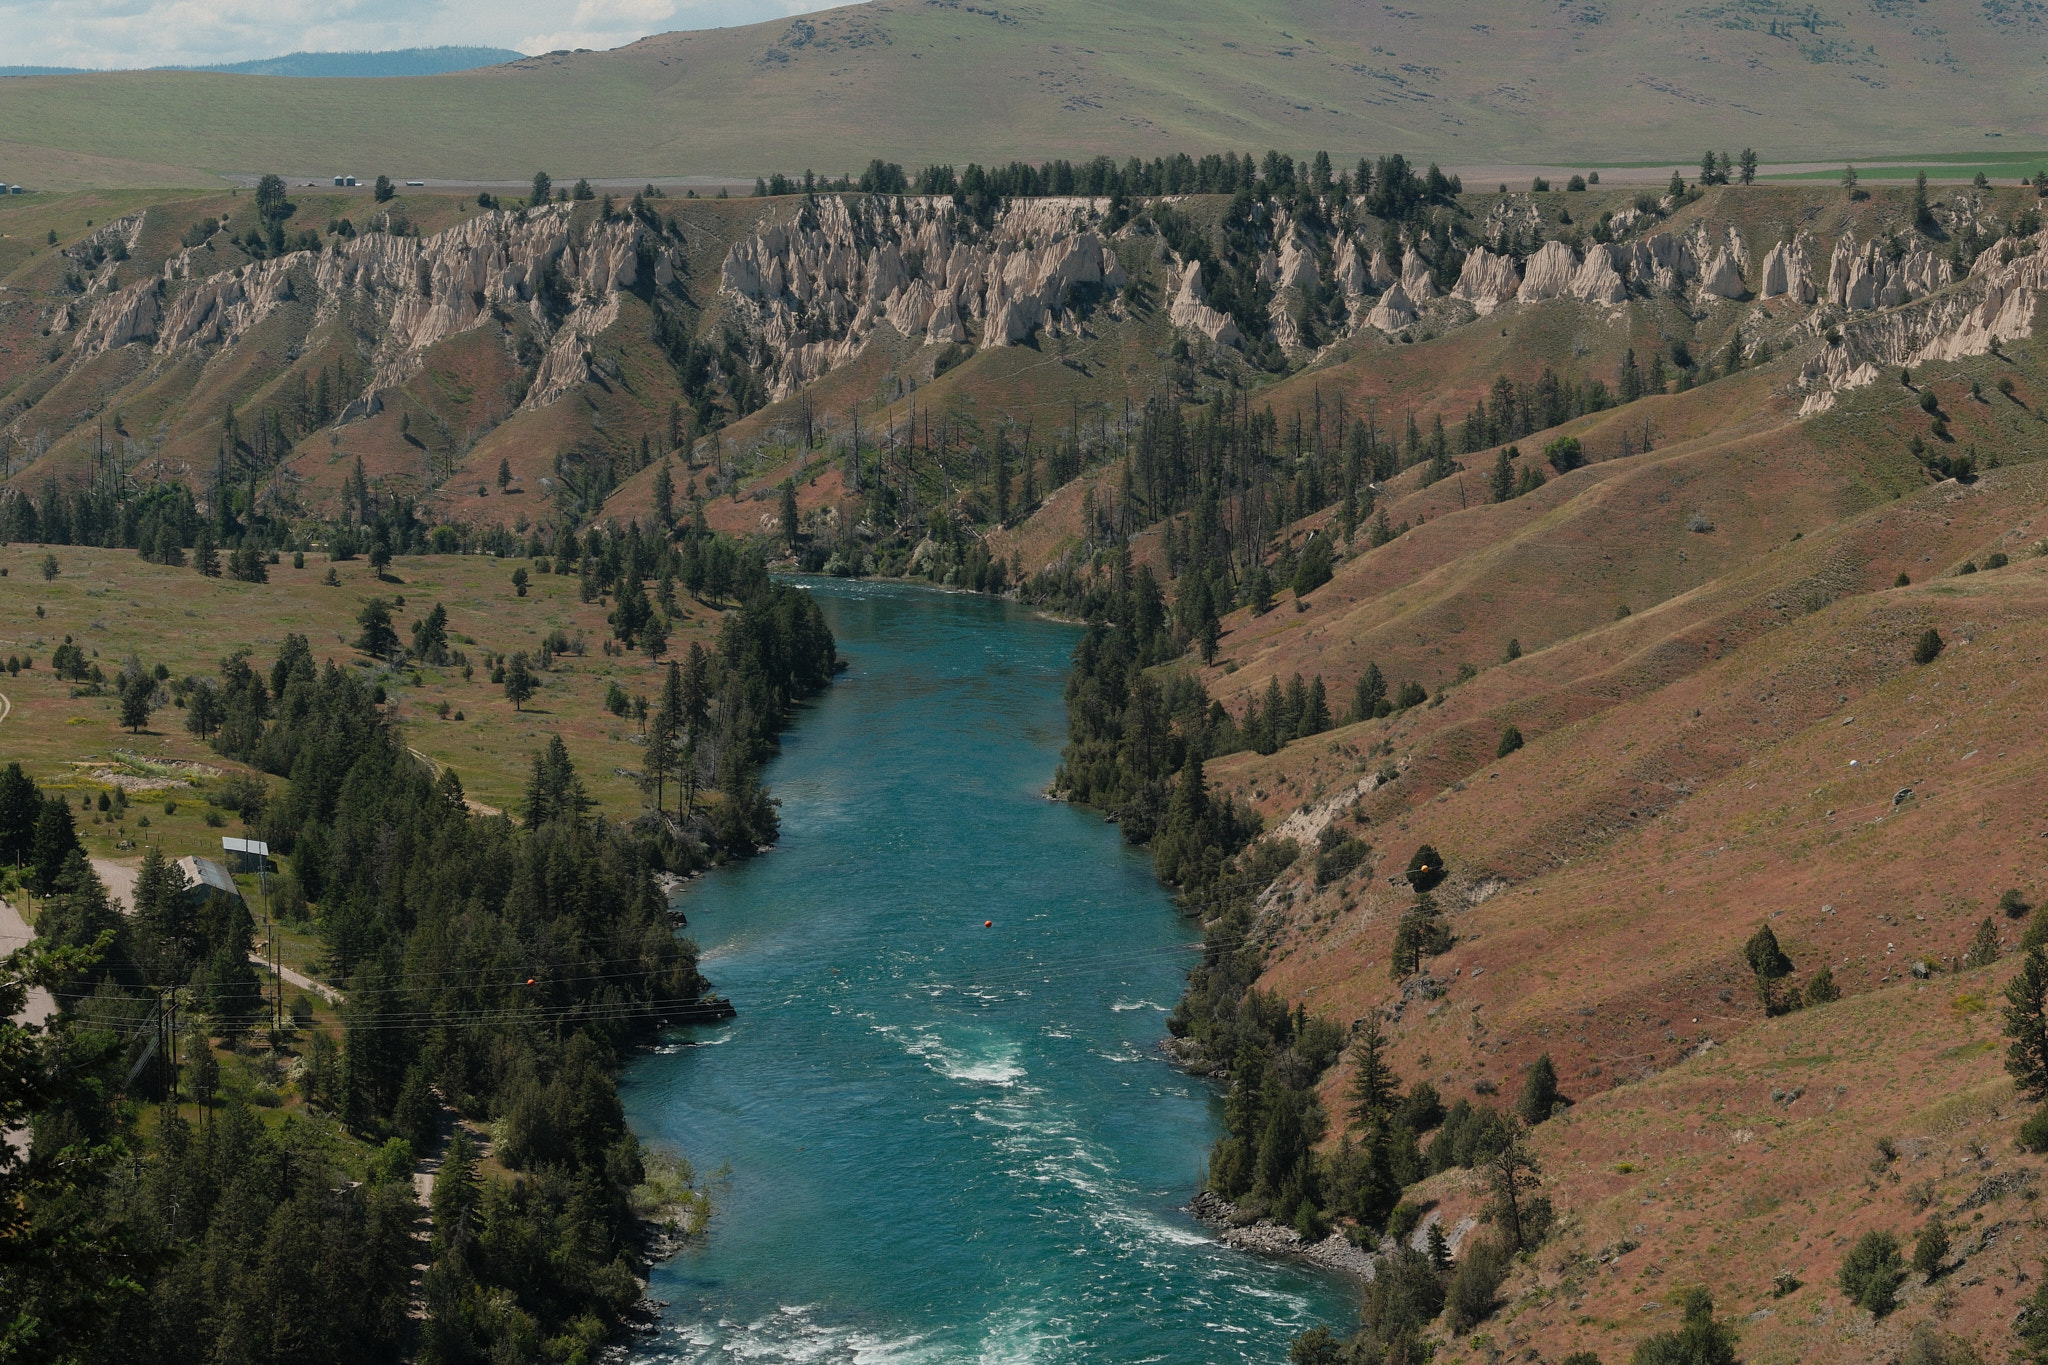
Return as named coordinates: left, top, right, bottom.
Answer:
left=1, top=0, right=2046, bottom=188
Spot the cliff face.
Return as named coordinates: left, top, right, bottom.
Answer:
left=68, top=204, right=674, bottom=416
left=1798, top=228, right=2048, bottom=414
left=718, top=195, right=1126, bottom=397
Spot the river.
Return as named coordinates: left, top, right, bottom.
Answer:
left=621, top=579, right=1351, bottom=1363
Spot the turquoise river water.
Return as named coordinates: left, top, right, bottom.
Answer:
left=622, top=578, right=1351, bottom=1364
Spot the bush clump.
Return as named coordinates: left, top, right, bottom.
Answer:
left=1838, top=1230, right=1905, bottom=1315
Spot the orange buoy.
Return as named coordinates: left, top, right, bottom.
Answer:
left=984, top=920, right=993, bottom=928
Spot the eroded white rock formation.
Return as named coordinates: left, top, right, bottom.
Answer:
left=71, top=204, right=666, bottom=415
left=1452, top=247, right=1520, bottom=315
left=719, top=195, right=1125, bottom=394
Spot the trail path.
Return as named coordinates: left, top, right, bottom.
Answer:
left=407, top=747, right=502, bottom=816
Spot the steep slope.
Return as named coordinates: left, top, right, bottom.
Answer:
left=2, top=0, right=2046, bottom=187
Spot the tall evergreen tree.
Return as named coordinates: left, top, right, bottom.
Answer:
left=1348, top=1013, right=1397, bottom=1128
left=1352, top=662, right=1387, bottom=723
left=2004, top=945, right=2048, bottom=1096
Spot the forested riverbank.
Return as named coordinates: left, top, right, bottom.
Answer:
left=0, top=575, right=836, bottom=1365
left=1049, top=562, right=1569, bottom=1362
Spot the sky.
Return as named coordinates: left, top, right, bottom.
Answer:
left=1, top=0, right=834, bottom=70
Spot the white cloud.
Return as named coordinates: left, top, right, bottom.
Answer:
left=0, top=0, right=836, bottom=69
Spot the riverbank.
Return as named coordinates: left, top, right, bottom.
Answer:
left=1186, top=1191, right=1376, bottom=1282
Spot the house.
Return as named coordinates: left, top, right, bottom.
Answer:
left=174, top=855, right=241, bottom=906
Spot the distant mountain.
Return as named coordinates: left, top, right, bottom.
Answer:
left=181, top=47, right=526, bottom=78
left=0, top=47, right=524, bottom=81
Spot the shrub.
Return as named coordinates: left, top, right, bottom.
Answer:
left=1921, top=388, right=1941, bottom=414
left=1987, top=552, right=2010, bottom=569
left=2019, top=1107, right=2048, bottom=1153
left=1545, top=435, right=1585, bottom=474
left=1804, top=968, right=1840, bottom=1006
left=1497, top=724, right=1524, bottom=758
left=1314, top=834, right=1371, bottom=888
left=1387, top=1200, right=1425, bottom=1245
left=2003, top=889, right=2032, bottom=919
left=1912, top=1217, right=1948, bottom=1281
left=1838, top=1230, right=1905, bottom=1315
left=1406, top=844, right=1447, bottom=893
left=1912, top=628, right=1945, bottom=665
left=1443, top=1234, right=1511, bottom=1333
left=1632, top=1288, right=1737, bottom=1365
left=1964, top=917, right=2001, bottom=969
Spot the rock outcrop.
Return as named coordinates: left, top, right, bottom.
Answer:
left=1332, top=236, right=1369, bottom=296
left=71, top=279, right=163, bottom=356
left=1169, top=260, right=1242, bottom=347
left=1399, top=252, right=1438, bottom=302
left=720, top=195, right=1126, bottom=395
left=1518, top=240, right=1578, bottom=301
left=1759, top=237, right=1817, bottom=304
left=1452, top=247, right=1520, bottom=315
left=1368, top=247, right=1398, bottom=291
left=1276, top=225, right=1319, bottom=292
left=1366, top=282, right=1417, bottom=333
left=68, top=204, right=670, bottom=417
left=1824, top=234, right=1954, bottom=312
left=1799, top=227, right=2047, bottom=414
left=1697, top=247, right=1747, bottom=300
left=1569, top=244, right=1630, bottom=306
left=1615, top=232, right=1698, bottom=294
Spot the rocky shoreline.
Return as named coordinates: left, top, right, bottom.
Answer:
left=1185, top=1190, right=1377, bottom=1281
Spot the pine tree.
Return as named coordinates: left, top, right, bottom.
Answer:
left=1488, top=1120, right=1542, bottom=1251
left=503, top=653, right=536, bottom=712
left=780, top=480, right=801, bottom=551
left=1304, top=676, right=1331, bottom=735
left=1744, top=923, right=1795, bottom=1013
left=194, top=526, right=220, bottom=577
left=1348, top=1013, right=1398, bottom=1128
left=1352, top=662, right=1387, bottom=722
left=120, top=673, right=154, bottom=733
left=653, top=460, right=675, bottom=529
left=1489, top=448, right=1514, bottom=502
left=1517, top=1053, right=1559, bottom=1123
left=29, top=796, right=80, bottom=895
left=1194, top=576, right=1221, bottom=665
left=353, top=598, right=398, bottom=657
left=2003, top=946, right=2048, bottom=1096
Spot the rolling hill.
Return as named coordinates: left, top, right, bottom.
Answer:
left=1, top=0, right=2046, bottom=190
